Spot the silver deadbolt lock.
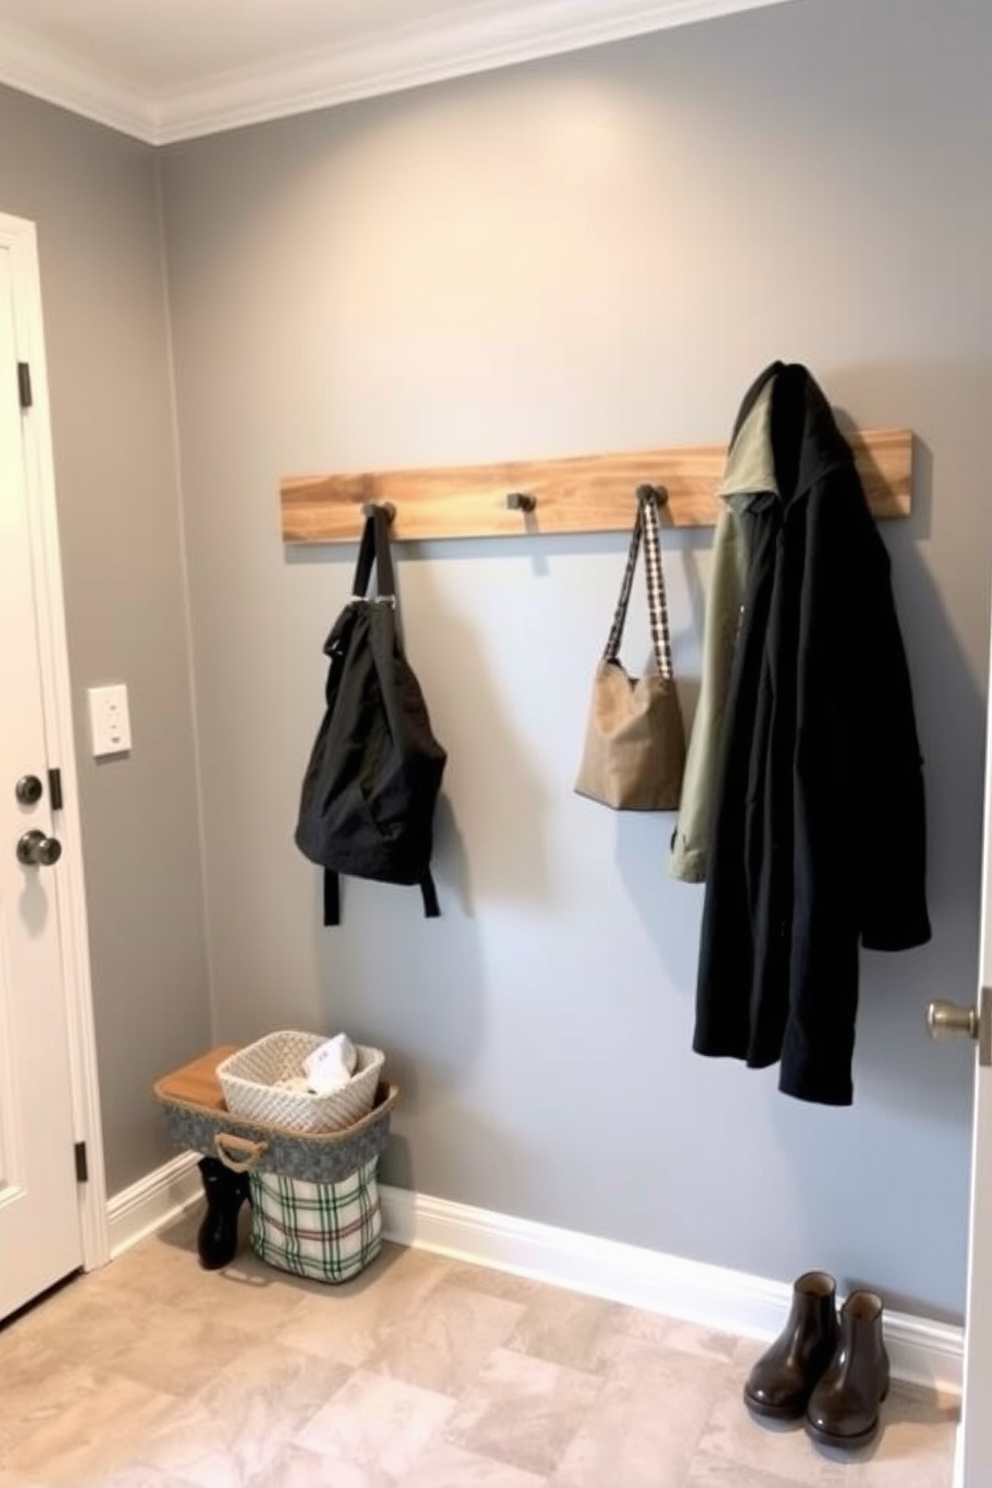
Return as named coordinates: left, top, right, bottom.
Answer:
left=16, top=830, right=62, bottom=868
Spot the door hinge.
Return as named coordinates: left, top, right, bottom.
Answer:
left=17, top=361, right=32, bottom=409
left=48, top=767, right=63, bottom=811
left=74, top=1141, right=89, bottom=1183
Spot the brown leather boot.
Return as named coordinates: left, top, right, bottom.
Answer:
left=744, top=1272, right=839, bottom=1420
left=805, top=1290, right=890, bottom=1449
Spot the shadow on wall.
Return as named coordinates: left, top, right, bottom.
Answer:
left=614, top=809, right=704, bottom=992
left=380, top=1102, right=525, bottom=1196
left=852, top=435, right=985, bottom=1115
left=308, top=851, right=497, bottom=1197
left=424, top=599, right=554, bottom=913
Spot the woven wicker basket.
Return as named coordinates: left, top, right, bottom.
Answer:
left=217, top=1031, right=384, bottom=1134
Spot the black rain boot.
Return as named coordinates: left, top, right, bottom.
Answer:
left=196, top=1156, right=250, bottom=1270
left=806, top=1290, right=890, bottom=1449
left=744, top=1271, right=839, bottom=1420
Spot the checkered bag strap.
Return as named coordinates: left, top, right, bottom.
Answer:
left=603, top=502, right=643, bottom=663
left=639, top=485, right=674, bottom=680
left=603, top=485, right=673, bottom=680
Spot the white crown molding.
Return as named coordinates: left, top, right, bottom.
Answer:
left=150, top=0, right=795, bottom=144
left=0, top=21, right=156, bottom=142
left=0, top=0, right=795, bottom=146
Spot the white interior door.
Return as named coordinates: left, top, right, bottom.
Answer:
left=0, top=236, right=82, bottom=1320
left=945, top=607, right=992, bottom=1486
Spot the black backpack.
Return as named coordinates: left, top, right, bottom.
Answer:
left=294, top=505, right=447, bottom=924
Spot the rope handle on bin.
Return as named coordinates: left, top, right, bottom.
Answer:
left=214, top=1132, right=269, bottom=1173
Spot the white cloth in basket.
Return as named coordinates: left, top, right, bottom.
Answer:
left=304, top=1033, right=358, bottom=1094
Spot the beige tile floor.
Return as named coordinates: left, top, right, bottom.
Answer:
left=0, top=1210, right=958, bottom=1488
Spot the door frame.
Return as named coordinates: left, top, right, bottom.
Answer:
left=3, top=209, right=109, bottom=1272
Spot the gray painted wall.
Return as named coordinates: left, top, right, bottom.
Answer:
left=155, top=0, right=988, bottom=1320
left=0, top=88, right=212, bottom=1194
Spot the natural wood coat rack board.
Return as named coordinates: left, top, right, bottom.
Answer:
left=281, top=429, right=913, bottom=544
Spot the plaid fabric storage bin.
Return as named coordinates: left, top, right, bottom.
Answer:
left=248, top=1161, right=382, bottom=1283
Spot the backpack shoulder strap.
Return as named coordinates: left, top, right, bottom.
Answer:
left=350, top=506, right=397, bottom=604
left=323, top=871, right=341, bottom=927
left=323, top=869, right=439, bottom=924
left=351, top=513, right=378, bottom=598
left=420, top=870, right=440, bottom=919
left=372, top=505, right=397, bottom=601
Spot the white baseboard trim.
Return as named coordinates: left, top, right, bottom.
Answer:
left=380, top=1186, right=964, bottom=1397
left=106, top=1151, right=202, bottom=1259
left=103, top=1163, right=963, bottom=1396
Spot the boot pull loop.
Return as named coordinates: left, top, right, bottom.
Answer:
left=214, top=1132, right=269, bottom=1173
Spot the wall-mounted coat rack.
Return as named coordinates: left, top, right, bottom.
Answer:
left=281, top=429, right=913, bottom=544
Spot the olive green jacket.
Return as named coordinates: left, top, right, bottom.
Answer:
left=668, top=376, right=779, bottom=882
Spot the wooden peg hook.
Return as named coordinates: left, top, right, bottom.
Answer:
left=636, top=483, right=669, bottom=507
left=362, top=501, right=396, bottom=523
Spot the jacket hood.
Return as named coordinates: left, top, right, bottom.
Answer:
left=718, top=361, right=854, bottom=511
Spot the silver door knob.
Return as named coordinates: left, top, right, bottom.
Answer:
left=927, top=999, right=979, bottom=1042
left=16, top=830, right=62, bottom=868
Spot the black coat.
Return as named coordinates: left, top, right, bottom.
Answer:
left=692, top=363, right=931, bottom=1105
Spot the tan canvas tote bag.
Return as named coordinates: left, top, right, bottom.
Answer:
left=575, top=485, right=686, bottom=811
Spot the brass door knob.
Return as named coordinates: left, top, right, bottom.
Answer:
left=927, top=999, right=979, bottom=1042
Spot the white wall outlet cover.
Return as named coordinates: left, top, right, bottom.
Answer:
left=87, top=684, right=132, bottom=758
